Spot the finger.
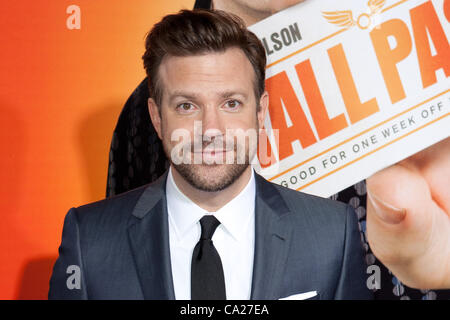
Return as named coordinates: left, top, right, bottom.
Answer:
left=365, top=163, right=434, bottom=263
left=367, top=193, right=450, bottom=289
left=366, top=162, right=431, bottom=227
left=405, top=138, right=450, bottom=216
left=366, top=190, right=406, bottom=225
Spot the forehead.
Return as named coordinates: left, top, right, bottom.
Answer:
left=158, top=47, right=256, bottom=100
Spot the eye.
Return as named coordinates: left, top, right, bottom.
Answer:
left=223, top=100, right=241, bottom=111
left=176, top=102, right=196, bottom=113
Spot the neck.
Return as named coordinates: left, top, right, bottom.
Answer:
left=212, top=0, right=270, bottom=26
left=171, top=166, right=253, bottom=212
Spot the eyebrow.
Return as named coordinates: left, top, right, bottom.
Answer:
left=168, top=90, right=248, bottom=103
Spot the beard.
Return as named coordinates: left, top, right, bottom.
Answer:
left=162, top=128, right=258, bottom=192
left=172, top=162, right=249, bottom=192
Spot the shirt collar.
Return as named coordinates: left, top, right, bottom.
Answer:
left=166, top=167, right=255, bottom=241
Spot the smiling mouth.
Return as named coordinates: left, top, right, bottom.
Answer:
left=194, top=150, right=233, bottom=154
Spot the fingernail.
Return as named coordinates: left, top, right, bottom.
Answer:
left=367, top=191, right=406, bottom=224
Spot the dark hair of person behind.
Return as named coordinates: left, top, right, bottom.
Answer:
left=142, top=9, right=266, bottom=108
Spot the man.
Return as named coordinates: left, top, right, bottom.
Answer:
left=49, top=9, right=372, bottom=300
left=107, top=0, right=450, bottom=295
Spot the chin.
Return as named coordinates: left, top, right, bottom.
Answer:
left=174, top=163, right=249, bottom=192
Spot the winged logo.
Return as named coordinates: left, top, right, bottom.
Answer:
left=322, top=0, right=386, bottom=30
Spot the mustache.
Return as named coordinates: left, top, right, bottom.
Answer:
left=190, top=138, right=238, bottom=153
left=168, top=131, right=259, bottom=165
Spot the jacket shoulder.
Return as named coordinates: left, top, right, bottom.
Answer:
left=72, top=183, right=151, bottom=231
left=258, top=176, right=353, bottom=240
left=265, top=178, right=349, bottom=215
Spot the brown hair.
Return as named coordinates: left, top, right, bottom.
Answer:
left=142, top=9, right=266, bottom=108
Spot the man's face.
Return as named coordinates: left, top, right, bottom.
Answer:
left=229, top=0, right=305, bottom=15
left=148, top=47, right=268, bottom=192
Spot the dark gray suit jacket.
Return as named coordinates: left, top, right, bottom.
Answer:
left=49, top=171, right=373, bottom=300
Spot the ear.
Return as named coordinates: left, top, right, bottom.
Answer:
left=257, top=91, right=269, bottom=129
left=148, top=98, right=163, bottom=140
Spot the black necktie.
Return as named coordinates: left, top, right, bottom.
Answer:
left=191, top=215, right=226, bottom=300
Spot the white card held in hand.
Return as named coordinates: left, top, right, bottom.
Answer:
left=250, top=0, right=449, bottom=197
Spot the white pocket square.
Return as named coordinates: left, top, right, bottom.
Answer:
left=279, top=291, right=317, bottom=300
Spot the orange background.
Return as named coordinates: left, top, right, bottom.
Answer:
left=0, top=0, right=195, bottom=299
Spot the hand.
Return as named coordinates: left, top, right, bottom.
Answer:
left=366, top=137, right=450, bottom=289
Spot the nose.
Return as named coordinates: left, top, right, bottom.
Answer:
left=201, top=106, right=225, bottom=139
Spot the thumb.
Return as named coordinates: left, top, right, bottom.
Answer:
left=365, top=160, right=430, bottom=228
left=366, top=188, right=406, bottom=225
left=365, top=163, right=432, bottom=264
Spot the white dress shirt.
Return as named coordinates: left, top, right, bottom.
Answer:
left=166, top=167, right=255, bottom=300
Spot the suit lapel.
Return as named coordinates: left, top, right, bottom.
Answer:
left=127, top=172, right=176, bottom=300
left=250, top=174, right=293, bottom=300
left=126, top=171, right=293, bottom=300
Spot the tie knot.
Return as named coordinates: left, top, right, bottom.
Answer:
left=200, top=215, right=221, bottom=240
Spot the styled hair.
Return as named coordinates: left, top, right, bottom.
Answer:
left=142, top=9, right=266, bottom=107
